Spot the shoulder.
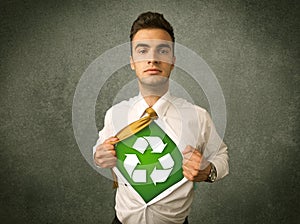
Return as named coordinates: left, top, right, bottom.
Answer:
left=106, top=96, right=140, bottom=117
left=106, top=95, right=140, bottom=114
left=170, top=95, right=209, bottom=117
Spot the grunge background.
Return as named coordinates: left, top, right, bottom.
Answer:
left=1, top=0, right=299, bottom=223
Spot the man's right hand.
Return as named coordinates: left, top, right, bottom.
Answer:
left=94, top=137, right=118, bottom=168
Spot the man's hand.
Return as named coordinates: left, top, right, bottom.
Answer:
left=182, top=145, right=211, bottom=182
left=94, top=137, right=118, bottom=168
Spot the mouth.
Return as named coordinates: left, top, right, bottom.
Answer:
left=144, top=68, right=162, bottom=74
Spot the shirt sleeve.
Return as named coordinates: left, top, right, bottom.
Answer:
left=198, top=109, right=229, bottom=181
left=92, top=108, right=115, bottom=156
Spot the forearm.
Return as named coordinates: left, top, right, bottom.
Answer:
left=208, top=142, right=229, bottom=181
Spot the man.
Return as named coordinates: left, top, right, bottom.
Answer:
left=93, top=12, right=229, bottom=224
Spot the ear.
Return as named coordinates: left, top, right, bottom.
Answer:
left=130, top=56, right=135, bottom=70
left=170, top=56, right=176, bottom=71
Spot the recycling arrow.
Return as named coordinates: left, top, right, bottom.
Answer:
left=124, top=154, right=140, bottom=177
left=150, top=153, right=174, bottom=185
left=158, top=153, right=174, bottom=169
left=150, top=167, right=173, bottom=185
left=132, top=137, right=148, bottom=154
left=144, top=136, right=167, bottom=153
left=132, top=170, right=147, bottom=182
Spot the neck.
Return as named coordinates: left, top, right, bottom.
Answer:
left=139, top=84, right=168, bottom=107
left=142, top=95, right=161, bottom=107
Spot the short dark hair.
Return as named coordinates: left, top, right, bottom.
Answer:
left=130, top=12, right=175, bottom=42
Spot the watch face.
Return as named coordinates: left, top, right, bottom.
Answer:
left=211, top=171, right=217, bottom=182
left=209, top=164, right=217, bottom=182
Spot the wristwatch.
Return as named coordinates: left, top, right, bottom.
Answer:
left=206, top=163, right=217, bottom=183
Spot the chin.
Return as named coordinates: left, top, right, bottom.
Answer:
left=140, top=76, right=169, bottom=87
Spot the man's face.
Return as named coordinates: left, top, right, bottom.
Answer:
left=130, top=29, right=175, bottom=87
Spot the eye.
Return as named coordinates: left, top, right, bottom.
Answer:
left=137, top=48, right=148, bottom=55
left=158, top=48, right=170, bottom=54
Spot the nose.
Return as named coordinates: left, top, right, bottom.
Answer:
left=147, top=50, right=159, bottom=64
left=147, top=59, right=159, bottom=65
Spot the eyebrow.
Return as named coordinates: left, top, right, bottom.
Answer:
left=156, top=44, right=172, bottom=49
left=134, top=43, right=172, bottom=50
left=135, top=43, right=150, bottom=50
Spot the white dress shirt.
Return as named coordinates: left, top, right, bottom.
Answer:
left=93, top=91, right=229, bottom=224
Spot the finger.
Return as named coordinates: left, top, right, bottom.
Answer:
left=182, top=156, right=193, bottom=164
left=182, top=145, right=195, bottom=154
left=182, top=164, right=201, bottom=179
left=183, top=151, right=198, bottom=162
left=182, top=162, right=198, bottom=173
left=183, top=152, right=193, bottom=161
left=182, top=169, right=195, bottom=181
left=96, top=148, right=116, bottom=158
left=95, top=156, right=117, bottom=168
left=182, top=159, right=198, bottom=167
left=98, top=150, right=115, bottom=159
left=182, top=146, right=195, bottom=161
left=104, top=137, right=119, bottom=144
left=185, top=150, right=202, bottom=162
left=182, top=164, right=190, bottom=173
left=96, top=143, right=114, bottom=152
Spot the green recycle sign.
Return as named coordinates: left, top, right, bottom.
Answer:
left=125, top=136, right=173, bottom=185
left=115, top=122, right=184, bottom=203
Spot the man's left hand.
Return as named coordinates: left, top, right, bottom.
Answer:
left=182, top=145, right=211, bottom=182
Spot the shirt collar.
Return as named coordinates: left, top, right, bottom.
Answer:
left=129, top=91, right=171, bottom=119
left=133, top=93, right=149, bottom=119
left=152, top=91, right=172, bottom=118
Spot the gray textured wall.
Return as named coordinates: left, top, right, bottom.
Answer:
left=1, top=0, right=299, bottom=223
